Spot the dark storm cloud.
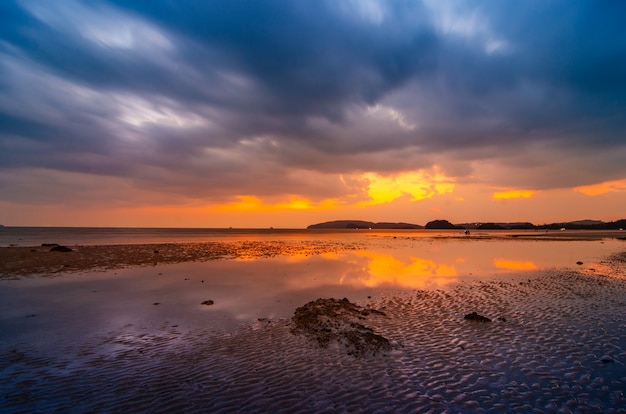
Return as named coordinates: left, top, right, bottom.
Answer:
left=1, top=0, right=626, bottom=204
left=111, top=0, right=436, bottom=113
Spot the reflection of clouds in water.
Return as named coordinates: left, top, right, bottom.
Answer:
left=334, top=251, right=460, bottom=289
left=322, top=249, right=546, bottom=290
left=493, top=258, right=538, bottom=270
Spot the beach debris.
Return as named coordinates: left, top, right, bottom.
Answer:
left=201, top=300, right=214, bottom=306
left=464, top=312, right=492, bottom=322
left=291, top=297, right=391, bottom=356
left=50, top=245, right=73, bottom=252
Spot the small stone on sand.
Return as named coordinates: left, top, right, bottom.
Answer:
left=464, top=312, right=492, bottom=322
left=50, top=245, right=73, bottom=252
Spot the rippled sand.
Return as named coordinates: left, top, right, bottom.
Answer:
left=1, top=249, right=626, bottom=412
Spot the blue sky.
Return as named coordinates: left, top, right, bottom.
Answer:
left=1, top=0, right=625, bottom=227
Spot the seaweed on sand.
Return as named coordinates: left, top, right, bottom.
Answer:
left=291, top=298, right=391, bottom=356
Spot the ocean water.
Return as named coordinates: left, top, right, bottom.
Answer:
left=1, top=225, right=624, bottom=247
left=0, top=226, right=319, bottom=246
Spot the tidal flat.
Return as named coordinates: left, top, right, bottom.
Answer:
left=1, top=231, right=625, bottom=413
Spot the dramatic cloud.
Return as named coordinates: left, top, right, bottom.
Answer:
left=1, top=0, right=625, bottom=225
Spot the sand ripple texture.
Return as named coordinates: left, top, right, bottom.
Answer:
left=2, top=269, right=626, bottom=413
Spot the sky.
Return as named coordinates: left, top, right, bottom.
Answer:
left=1, top=0, right=626, bottom=228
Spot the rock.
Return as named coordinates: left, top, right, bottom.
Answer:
left=464, top=312, right=492, bottom=322
left=576, top=261, right=584, bottom=265
left=41, top=243, right=59, bottom=247
left=291, top=298, right=390, bottom=356
left=201, top=300, right=214, bottom=306
left=50, top=245, right=73, bottom=252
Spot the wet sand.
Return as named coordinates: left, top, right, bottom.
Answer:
left=1, top=241, right=626, bottom=412
left=2, top=230, right=624, bottom=278
left=0, top=240, right=365, bottom=278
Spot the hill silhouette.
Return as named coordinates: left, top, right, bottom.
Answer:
left=308, top=218, right=626, bottom=230
left=307, top=220, right=422, bottom=229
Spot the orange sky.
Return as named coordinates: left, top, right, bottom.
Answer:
left=2, top=169, right=624, bottom=227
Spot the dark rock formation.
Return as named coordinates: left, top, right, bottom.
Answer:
left=291, top=298, right=391, bottom=356
left=464, top=312, right=492, bottom=322
left=50, top=245, right=73, bottom=252
left=201, top=300, right=214, bottom=306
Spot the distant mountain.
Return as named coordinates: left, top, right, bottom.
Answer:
left=308, top=218, right=626, bottom=231
left=307, top=220, right=422, bottom=229
left=457, top=220, right=626, bottom=230
left=568, top=219, right=604, bottom=226
left=537, top=219, right=626, bottom=230
left=424, top=219, right=464, bottom=230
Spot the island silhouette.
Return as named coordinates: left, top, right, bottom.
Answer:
left=308, top=219, right=626, bottom=230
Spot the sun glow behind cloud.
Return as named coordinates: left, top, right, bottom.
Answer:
left=206, top=168, right=456, bottom=214
left=358, top=170, right=455, bottom=206
left=212, top=195, right=341, bottom=212
left=492, top=189, right=536, bottom=199
left=575, top=178, right=626, bottom=196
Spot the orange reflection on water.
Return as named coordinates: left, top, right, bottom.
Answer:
left=352, top=251, right=458, bottom=289
left=493, top=258, right=539, bottom=270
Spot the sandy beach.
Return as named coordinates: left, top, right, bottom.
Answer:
left=1, top=237, right=626, bottom=413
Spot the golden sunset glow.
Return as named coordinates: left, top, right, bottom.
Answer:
left=493, top=258, right=539, bottom=270
left=213, top=195, right=341, bottom=212
left=354, top=251, right=458, bottom=289
left=358, top=170, right=455, bottom=206
left=205, top=169, right=458, bottom=215
left=575, top=178, right=626, bottom=196
left=492, top=190, right=537, bottom=199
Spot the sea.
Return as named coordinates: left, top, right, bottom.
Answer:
left=1, top=225, right=625, bottom=247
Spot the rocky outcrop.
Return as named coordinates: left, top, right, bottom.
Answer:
left=291, top=298, right=391, bottom=356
